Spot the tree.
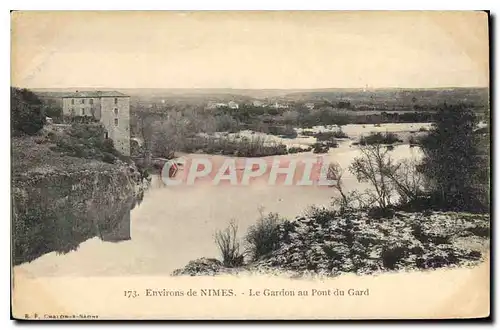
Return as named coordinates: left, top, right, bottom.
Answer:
left=11, top=87, right=46, bottom=135
left=326, top=163, right=350, bottom=211
left=44, top=104, right=63, bottom=122
left=385, top=158, right=425, bottom=205
left=349, top=144, right=398, bottom=209
left=418, top=103, right=489, bottom=211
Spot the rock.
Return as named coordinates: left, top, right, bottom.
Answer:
left=172, top=258, right=227, bottom=276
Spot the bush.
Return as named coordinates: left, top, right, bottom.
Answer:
left=304, top=206, right=337, bottom=227
left=381, top=244, right=408, bottom=269
left=358, top=132, right=402, bottom=145
left=408, top=135, right=418, bottom=146
left=214, top=114, right=240, bottom=132
left=314, top=130, right=348, bottom=140
left=11, top=87, right=46, bottom=136
left=367, top=207, right=395, bottom=219
left=214, top=221, right=244, bottom=268
left=288, top=147, right=313, bottom=154
left=245, top=212, right=283, bottom=261
left=44, top=104, right=63, bottom=122
left=312, top=142, right=330, bottom=154
left=301, top=130, right=315, bottom=137
left=51, top=123, right=121, bottom=163
left=288, top=146, right=313, bottom=154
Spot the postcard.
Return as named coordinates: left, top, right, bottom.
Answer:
left=11, top=10, right=490, bottom=320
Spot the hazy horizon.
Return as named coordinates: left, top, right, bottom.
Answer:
left=23, top=86, right=490, bottom=91
left=12, top=11, right=489, bottom=90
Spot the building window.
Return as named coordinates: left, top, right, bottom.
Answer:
left=114, top=118, right=119, bottom=126
left=71, top=108, right=75, bottom=115
left=114, top=108, right=118, bottom=115
left=81, top=108, right=85, bottom=116
left=81, top=99, right=85, bottom=104
left=114, top=98, right=118, bottom=104
left=71, top=99, right=75, bottom=105
left=89, top=99, right=93, bottom=105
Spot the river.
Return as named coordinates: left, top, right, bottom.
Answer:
left=14, top=123, right=426, bottom=276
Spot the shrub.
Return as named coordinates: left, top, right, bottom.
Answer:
left=304, top=206, right=337, bottom=227
left=214, top=113, right=240, bottom=132
left=358, top=132, right=402, bottom=145
left=102, top=152, right=117, bottom=164
left=51, top=123, right=121, bottom=163
left=381, top=244, right=408, bottom=269
left=287, top=146, right=312, bottom=154
left=245, top=212, right=283, bottom=261
left=301, top=130, right=315, bottom=137
left=312, top=142, right=330, bottom=154
left=44, top=104, right=63, bottom=122
left=408, top=135, right=418, bottom=146
left=268, top=125, right=298, bottom=139
left=281, top=126, right=298, bottom=139
left=314, top=130, right=348, bottom=140
left=214, top=220, right=244, bottom=268
left=367, top=207, right=395, bottom=219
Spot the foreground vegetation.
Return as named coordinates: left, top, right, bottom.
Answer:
left=173, top=209, right=489, bottom=277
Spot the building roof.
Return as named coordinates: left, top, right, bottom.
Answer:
left=62, top=90, right=128, bottom=98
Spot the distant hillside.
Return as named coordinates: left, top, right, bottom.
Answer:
left=281, top=87, right=489, bottom=107
left=31, top=87, right=489, bottom=110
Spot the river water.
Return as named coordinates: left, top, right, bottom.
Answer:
left=14, top=124, right=426, bottom=276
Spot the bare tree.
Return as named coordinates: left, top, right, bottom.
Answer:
left=326, top=163, right=350, bottom=211
left=385, top=158, right=425, bottom=204
left=349, top=144, right=398, bottom=209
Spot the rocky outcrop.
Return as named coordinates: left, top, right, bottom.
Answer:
left=12, top=161, right=150, bottom=265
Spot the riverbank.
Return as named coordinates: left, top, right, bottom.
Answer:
left=172, top=210, right=490, bottom=278
left=12, top=128, right=150, bottom=265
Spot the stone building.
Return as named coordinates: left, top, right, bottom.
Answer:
left=62, top=90, right=130, bottom=155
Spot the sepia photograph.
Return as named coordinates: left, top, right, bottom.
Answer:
left=10, top=10, right=491, bottom=320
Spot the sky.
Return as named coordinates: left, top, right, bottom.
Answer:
left=11, top=11, right=489, bottom=89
